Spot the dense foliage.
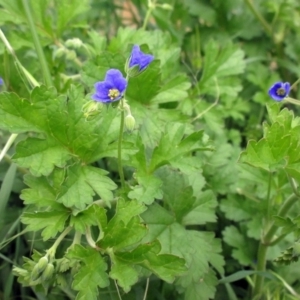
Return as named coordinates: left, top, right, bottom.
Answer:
left=1, top=0, right=300, bottom=299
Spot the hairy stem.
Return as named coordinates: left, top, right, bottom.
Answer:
left=142, top=0, right=156, bottom=30
left=0, top=134, right=18, bottom=163
left=47, top=227, right=72, bottom=259
left=0, top=29, right=39, bottom=88
left=22, top=0, right=53, bottom=86
left=244, top=0, right=272, bottom=37
left=118, top=99, right=126, bottom=192
left=253, top=194, right=298, bottom=297
left=266, top=172, right=272, bottom=224
left=290, top=78, right=300, bottom=91
left=85, top=227, right=97, bottom=248
left=143, top=278, right=150, bottom=300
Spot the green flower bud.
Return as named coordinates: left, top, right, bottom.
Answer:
left=66, top=50, right=77, bottom=61
left=31, top=265, right=41, bottom=281
left=65, top=38, right=83, bottom=49
left=82, top=100, right=103, bottom=120
left=124, top=57, right=141, bottom=78
left=54, top=47, right=66, bottom=59
left=41, top=263, right=55, bottom=282
left=125, top=114, right=136, bottom=132
left=37, top=256, right=48, bottom=272
left=31, top=256, right=48, bottom=281
left=160, top=3, right=173, bottom=10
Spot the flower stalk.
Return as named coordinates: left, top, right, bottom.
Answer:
left=46, top=227, right=73, bottom=259
left=22, top=0, right=53, bottom=86
left=117, top=97, right=126, bottom=192
left=0, top=134, right=18, bottom=163
left=142, top=0, right=157, bottom=30
left=244, top=0, right=272, bottom=37
left=253, top=194, right=299, bottom=298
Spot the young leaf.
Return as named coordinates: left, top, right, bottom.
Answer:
left=126, top=60, right=161, bottom=104
left=114, top=241, right=186, bottom=286
left=101, top=217, right=147, bottom=250
left=142, top=204, right=223, bottom=298
left=184, top=269, right=218, bottom=300
left=128, top=174, right=163, bottom=205
left=70, top=204, right=107, bottom=233
left=239, top=122, right=291, bottom=171
left=109, top=257, right=139, bottom=293
left=67, top=245, right=109, bottom=300
left=13, top=137, right=71, bottom=176
left=57, top=165, right=117, bottom=209
left=22, top=210, right=69, bottom=241
left=222, top=225, right=256, bottom=266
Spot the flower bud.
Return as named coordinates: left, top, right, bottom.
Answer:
left=66, top=50, right=77, bottom=61
left=41, top=263, right=55, bottom=282
left=37, top=256, right=48, bottom=272
left=125, top=57, right=141, bottom=78
left=125, top=114, right=136, bottom=132
left=31, top=265, right=41, bottom=281
left=65, top=38, right=83, bottom=49
left=160, top=3, right=173, bottom=10
left=82, top=100, right=103, bottom=120
left=31, top=256, right=49, bottom=281
left=125, top=45, right=154, bottom=77
left=54, top=47, right=66, bottom=59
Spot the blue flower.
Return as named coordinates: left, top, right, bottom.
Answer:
left=268, top=82, right=290, bottom=101
left=0, top=78, right=3, bottom=85
left=92, top=69, right=127, bottom=103
left=129, top=45, right=154, bottom=71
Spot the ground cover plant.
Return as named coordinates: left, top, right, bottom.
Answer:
left=1, top=0, right=300, bottom=299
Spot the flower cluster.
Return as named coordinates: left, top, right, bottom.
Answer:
left=91, top=45, right=153, bottom=103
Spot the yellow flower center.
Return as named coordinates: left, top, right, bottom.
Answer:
left=276, top=87, right=285, bottom=96
left=108, top=88, right=120, bottom=100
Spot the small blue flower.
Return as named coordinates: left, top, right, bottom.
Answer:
left=92, top=69, right=127, bottom=103
left=129, top=45, right=154, bottom=71
left=0, top=78, right=3, bottom=85
left=268, top=82, right=290, bottom=101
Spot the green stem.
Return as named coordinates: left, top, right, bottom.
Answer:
left=0, top=29, right=39, bottom=88
left=290, top=78, right=300, bottom=91
left=22, top=0, right=53, bottom=86
left=244, top=0, right=273, bottom=37
left=0, top=133, right=18, bottom=163
left=85, top=227, right=96, bottom=248
left=47, top=227, right=72, bottom=259
left=284, top=97, right=300, bottom=106
left=117, top=99, right=126, bottom=191
left=253, top=194, right=298, bottom=298
left=142, top=278, right=150, bottom=300
left=68, top=231, right=81, bottom=250
left=266, top=172, right=272, bottom=224
left=286, top=172, right=300, bottom=197
left=142, top=0, right=156, bottom=30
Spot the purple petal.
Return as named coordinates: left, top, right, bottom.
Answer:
left=139, top=54, right=154, bottom=70
left=129, top=45, right=142, bottom=68
left=283, top=82, right=290, bottom=95
left=105, top=69, right=127, bottom=93
left=268, top=82, right=288, bottom=102
left=129, top=45, right=154, bottom=71
left=93, top=82, right=111, bottom=101
left=91, top=93, right=111, bottom=102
